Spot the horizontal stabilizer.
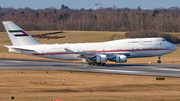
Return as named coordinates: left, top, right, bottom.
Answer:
left=4, top=45, right=35, bottom=52
left=11, top=48, right=35, bottom=52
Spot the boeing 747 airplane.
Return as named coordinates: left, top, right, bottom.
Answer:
left=2, top=21, right=178, bottom=66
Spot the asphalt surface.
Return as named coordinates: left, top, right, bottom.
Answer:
left=1, top=59, right=180, bottom=77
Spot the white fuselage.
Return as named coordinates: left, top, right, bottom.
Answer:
left=9, top=38, right=177, bottom=60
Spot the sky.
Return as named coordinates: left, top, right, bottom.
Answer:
left=0, top=0, right=180, bottom=10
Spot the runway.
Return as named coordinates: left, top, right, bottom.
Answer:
left=1, top=59, right=180, bottom=77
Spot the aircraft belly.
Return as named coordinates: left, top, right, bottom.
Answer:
left=134, top=50, right=171, bottom=57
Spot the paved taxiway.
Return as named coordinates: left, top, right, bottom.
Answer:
left=1, top=59, right=180, bottom=77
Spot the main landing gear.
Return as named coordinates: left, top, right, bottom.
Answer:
left=157, top=56, right=162, bottom=64
left=88, top=62, right=106, bottom=66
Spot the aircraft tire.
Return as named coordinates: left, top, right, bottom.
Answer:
left=157, top=60, right=161, bottom=64
left=102, top=63, right=106, bottom=66
left=96, top=63, right=100, bottom=66
left=88, top=62, right=92, bottom=65
left=99, top=63, right=103, bottom=66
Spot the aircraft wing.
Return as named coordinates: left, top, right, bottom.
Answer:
left=64, top=48, right=130, bottom=62
left=64, top=48, right=96, bottom=55
left=64, top=48, right=130, bottom=55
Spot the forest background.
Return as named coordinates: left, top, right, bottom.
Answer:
left=0, top=5, right=179, bottom=32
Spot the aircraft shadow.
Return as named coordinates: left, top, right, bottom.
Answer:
left=105, top=64, right=152, bottom=67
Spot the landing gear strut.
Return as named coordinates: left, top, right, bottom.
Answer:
left=88, top=62, right=106, bottom=66
left=157, top=56, right=162, bottom=64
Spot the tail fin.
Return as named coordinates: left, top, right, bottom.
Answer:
left=2, top=21, right=41, bottom=46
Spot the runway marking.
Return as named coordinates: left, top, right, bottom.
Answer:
left=93, top=69, right=140, bottom=73
left=153, top=68, right=180, bottom=72
left=0, top=63, right=5, bottom=66
left=6, top=60, right=24, bottom=63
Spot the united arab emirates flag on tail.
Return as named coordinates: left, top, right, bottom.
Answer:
left=8, top=30, right=29, bottom=36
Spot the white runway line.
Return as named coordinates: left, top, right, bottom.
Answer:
left=5, top=60, right=24, bottom=63
left=93, top=69, right=140, bottom=73
left=153, top=68, right=180, bottom=72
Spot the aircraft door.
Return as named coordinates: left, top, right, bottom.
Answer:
left=132, top=46, right=134, bottom=52
left=139, top=39, right=143, bottom=45
left=77, top=48, right=81, bottom=52
left=102, top=47, right=106, bottom=53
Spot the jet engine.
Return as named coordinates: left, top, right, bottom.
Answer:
left=115, top=55, right=127, bottom=63
left=96, top=54, right=107, bottom=63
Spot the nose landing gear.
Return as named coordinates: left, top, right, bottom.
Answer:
left=157, top=60, right=161, bottom=64
left=157, top=56, right=162, bottom=64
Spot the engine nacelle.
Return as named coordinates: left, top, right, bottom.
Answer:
left=115, top=55, right=127, bottom=63
left=96, top=54, right=107, bottom=63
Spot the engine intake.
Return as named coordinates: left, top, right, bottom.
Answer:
left=115, top=55, right=127, bottom=63
left=96, top=54, right=107, bottom=63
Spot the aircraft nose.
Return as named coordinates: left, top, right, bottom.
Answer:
left=174, top=44, right=178, bottom=51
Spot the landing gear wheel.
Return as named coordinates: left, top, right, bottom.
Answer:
left=89, top=62, right=106, bottom=66
left=88, top=62, right=96, bottom=66
left=96, top=63, right=103, bottom=66
left=99, top=63, right=103, bottom=66
left=102, top=63, right=106, bottom=66
left=88, top=62, right=92, bottom=65
left=157, top=60, right=161, bottom=64
left=96, top=63, right=100, bottom=66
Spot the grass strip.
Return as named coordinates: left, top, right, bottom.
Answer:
left=109, top=34, right=117, bottom=41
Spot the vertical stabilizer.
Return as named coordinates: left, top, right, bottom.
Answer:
left=2, top=21, right=41, bottom=46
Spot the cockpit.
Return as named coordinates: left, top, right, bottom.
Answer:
left=162, top=39, right=167, bottom=41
